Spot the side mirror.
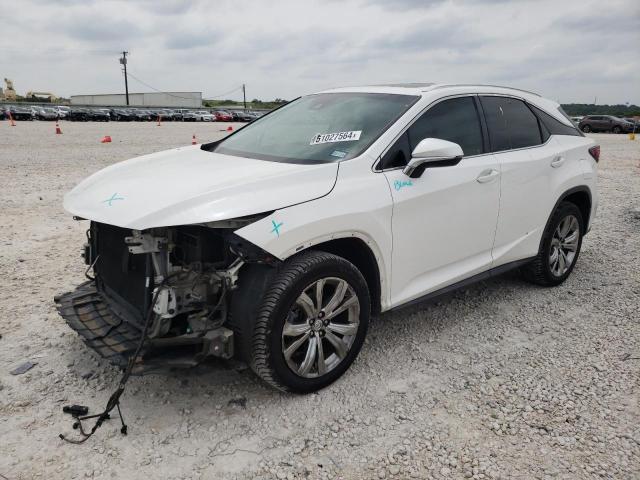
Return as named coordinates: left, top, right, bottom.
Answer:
left=402, top=138, right=464, bottom=178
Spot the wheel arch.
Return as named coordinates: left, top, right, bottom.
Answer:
left=308, top=237, right=382, bottom=316
left=542, top=186, right=592, bottom=247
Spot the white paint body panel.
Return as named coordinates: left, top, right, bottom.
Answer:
left=63, top=145, right=338, bottom=230
left=236, top=156, right=395, bottom=309
left=382, top=155, right=500, bottom=306
left=64, top=83, right=598, bottom=312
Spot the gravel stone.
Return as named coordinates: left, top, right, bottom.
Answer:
left=0, top=126, right=638, bottom=479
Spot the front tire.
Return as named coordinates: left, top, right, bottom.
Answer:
left=522, top=202, right=584, bottom=286
left=612, top=126, right=621, bottom=134
left=242, top=251, right=370, bottom=393
left=581, top=125, right=591, bottom=133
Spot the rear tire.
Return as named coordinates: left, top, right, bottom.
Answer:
left=522, top=202, right=584, bottom=287
left=233, top=251, right=370, bottom=393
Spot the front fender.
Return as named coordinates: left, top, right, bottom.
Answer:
left=235, top=163, right=394, bottom=309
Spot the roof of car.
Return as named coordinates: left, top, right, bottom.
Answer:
left=319, top=83, right=541, bottom=98
left=317, top=83, right=574, bottom=125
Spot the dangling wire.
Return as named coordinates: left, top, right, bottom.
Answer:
left=59, top=272, right=180, bottom=444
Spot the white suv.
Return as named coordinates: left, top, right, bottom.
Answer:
left=56, top=83, right=599, bottom=393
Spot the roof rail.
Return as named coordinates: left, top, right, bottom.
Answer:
left=426, top=84, right=541, bottom=97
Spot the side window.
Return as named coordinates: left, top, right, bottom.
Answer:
left=380, top=132, right=411, bottom=169
left=529, top=104, right=581, bottom=137
left=480, top=96, right=542, bottom=152
left=408, top=97, right=484, bottom=157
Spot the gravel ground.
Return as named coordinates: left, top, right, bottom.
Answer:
left=0, top=122, right=638, bottom=480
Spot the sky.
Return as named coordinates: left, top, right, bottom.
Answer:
left=0, top=0, right=638, bottom=104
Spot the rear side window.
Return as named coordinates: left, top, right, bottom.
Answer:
left=529, top=104, right=581, bottom=137
left=480, top=96, right=542, bottom=152
left=408, top=97, right=484, bottom=156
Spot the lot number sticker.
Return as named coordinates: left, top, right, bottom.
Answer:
left=310, top=130, right=362, bottom=145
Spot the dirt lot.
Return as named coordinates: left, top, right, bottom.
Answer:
left=0, top=122, right=638, bottom=480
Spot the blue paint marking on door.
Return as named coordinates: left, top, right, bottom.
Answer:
left=102, top=193, right=125, bottom=206
left=394, top=180, right=413, bottom=191
left=271, top=220, right=283, bottom=237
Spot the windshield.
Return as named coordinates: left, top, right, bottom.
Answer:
left=212, top=92, right=419, bottom=163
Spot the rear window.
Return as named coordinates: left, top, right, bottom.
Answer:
left=480, top=96, right=542, bottom=152
left=529, top=105, right=582, bottom=137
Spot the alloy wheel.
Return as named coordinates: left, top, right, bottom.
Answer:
left=281, top=277, right=360, bottom=378
left=549, top=214, right=580, bottom=277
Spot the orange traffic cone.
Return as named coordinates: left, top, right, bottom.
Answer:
left=157, top=115, right=161, bottom=126
left=191, top=134, right=197, bottom=145
left=226, top=125, right=233, bottom=132
left=55, top=121, right=62, bottom=134
left=101, top=135, right=112, bottom=143
left=8, top=111, right=16, bottom=126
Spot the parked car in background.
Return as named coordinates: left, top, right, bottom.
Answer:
left=109, top=109, right=136, bottom=121
left=149, top=109, right=170, bottom=121
left=131, top=109, right=152, bottom=121
left=213, top=110, right=233, bottom=122
left=169, top=109, right=183, bottom=121
left=623, top=118, right=639, bottom=131
left=168, top=110, right=184, bottom=121
left=67, top=108, right=90, bottom=121
left=8, top=106, right=35, bottom=120
left=56, top=105, right=71, bottom=119
left=181, top=110, right=199, bottom=122
left=195, top=110, right=215, bottom=121
left=57, top=83, right=598, bottom=393
left=35, top=106, right=60, bottom=120
left=231, top=110, right=252, bottom=122
left=86, top=109, right=110, bottom=122
left=578, top=115, right=635, bottom=133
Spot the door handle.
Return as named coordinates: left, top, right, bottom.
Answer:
left=551, top=156, right=565, bottom=168
left=476, top=169, right=500, bottom=183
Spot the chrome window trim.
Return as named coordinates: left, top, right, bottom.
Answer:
left=373, top=93, right=553, bottom=173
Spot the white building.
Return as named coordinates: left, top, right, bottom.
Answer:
left=70, top=91, right=202, bottom=108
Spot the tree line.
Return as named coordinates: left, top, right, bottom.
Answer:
left=561, top=104, right=640, bottom=117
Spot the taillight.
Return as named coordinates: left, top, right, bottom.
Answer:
left=588, top=145, right=600, bottom=162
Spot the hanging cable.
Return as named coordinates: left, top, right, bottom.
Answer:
left=125, top=71, right=243, bottom=101
left=59, top=271, right=182, bottom=444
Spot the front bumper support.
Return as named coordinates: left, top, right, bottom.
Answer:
left=54, top=282, right=233, bottom=374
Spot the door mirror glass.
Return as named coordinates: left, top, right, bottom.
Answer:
left=403, top=138, right=463, bottom=178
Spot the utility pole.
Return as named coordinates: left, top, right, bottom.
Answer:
left=242, top=84, right=246, bottom=110
left=119, top=51, right=130, bottom=106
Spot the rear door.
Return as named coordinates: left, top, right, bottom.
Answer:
left=479, top=96, right=558, bottom=266
left=382, top=96, right=501, bottom=306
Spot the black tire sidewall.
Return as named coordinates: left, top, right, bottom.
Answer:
left=262, top=255, right=370, bottom=393
left=540, top=203, right=584, bottom=285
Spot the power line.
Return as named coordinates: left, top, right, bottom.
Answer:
left=204, top=85, right=243, bottom=99
left=125, top=70, right=243, bottom=101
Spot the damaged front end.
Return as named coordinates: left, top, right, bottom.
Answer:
left=55, top=217, right=276, bottom=374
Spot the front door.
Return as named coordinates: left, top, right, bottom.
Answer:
left=382, top=96, right=501, bottom=307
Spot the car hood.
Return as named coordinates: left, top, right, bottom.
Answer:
left=63, top=145, right=338, bottom=230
